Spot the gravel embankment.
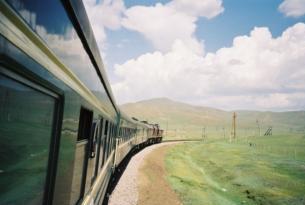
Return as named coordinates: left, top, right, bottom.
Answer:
left=108, top=142, right=178, bottom=205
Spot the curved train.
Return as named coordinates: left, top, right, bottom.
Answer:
left=0, top=1, right=163, bottom=205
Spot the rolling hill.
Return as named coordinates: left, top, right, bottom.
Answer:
left=121, top=98, right=305, bottom=139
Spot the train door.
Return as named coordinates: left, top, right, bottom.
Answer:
left=70, top=107, right=93, bottom=204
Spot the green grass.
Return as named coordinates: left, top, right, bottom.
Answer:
left=165, top=134, right=305, bottom=205
left=122, top=98, right=305, bottom=140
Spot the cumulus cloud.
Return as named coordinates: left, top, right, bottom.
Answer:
left=279, top=0, right=305, bottom=17
left=169, top=0, right=224, bottom=19
left=84, top=0, right=125, bottom=46
left=84, top=0, right=223, bottom=54
left=113, top=23, right=305, bottom=110
left=122, top=0, right=224, bottom=53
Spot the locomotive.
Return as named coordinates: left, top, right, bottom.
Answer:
left=0, top=1, right=163, bottom=204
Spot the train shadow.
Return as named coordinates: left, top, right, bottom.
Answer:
left=102, top=143, right=150, bottom=205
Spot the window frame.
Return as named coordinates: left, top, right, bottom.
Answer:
left=0, top=64, right=63, bottom=205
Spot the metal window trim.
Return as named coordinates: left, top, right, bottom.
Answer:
left=0, top=0, right=116, bottom=121
left=0, top=65, right=63, bottom=205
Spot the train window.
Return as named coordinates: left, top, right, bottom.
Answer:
left=94, top=117, right=103, bottom=175
left=0, top=73, right=57, bottom=205
left=111, top=125, right=115, bottom=151
left=111, top=125, right=116, bottom=151
left=110, top=124, right=114, bottom=153
left=108, top=124, right=112, bottom=155
left=103, top=120, right=109, bottom=162
left=90, top=117, right=102, bottom=185
left=113, top=126, right=116, bottom=148
left=107, top=124, right=112, bottom=156
left=77, top=108, right=93, bottom=141
left=70, top=107, right=93, bottom=204
left=99, top=120, right=106, bottom=168
left=104, top=120, right=109, bottom=136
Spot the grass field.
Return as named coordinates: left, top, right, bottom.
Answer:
left=165, top=134, right=305, bottom=205
left=122, top=98, right=305, bottom=140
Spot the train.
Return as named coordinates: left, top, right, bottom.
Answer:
left=0, top=1, right=163, bottom=205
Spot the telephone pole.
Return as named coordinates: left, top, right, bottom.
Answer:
left=256, top=119, right=261, bottom=137
left=166, top=120, right=168, bottom=137
left=231, top=112, right=237, bottom=142
left=202, top=127, right=206, bottom=141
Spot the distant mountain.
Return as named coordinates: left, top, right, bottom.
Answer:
left=121, top=98, right=305, bottom=138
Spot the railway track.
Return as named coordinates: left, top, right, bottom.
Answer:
left=162, top=138, right=203, bottom=143
left=102, top=139, right=201, bottom=205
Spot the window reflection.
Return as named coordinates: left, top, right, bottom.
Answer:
left=7, top=0, right=113, bottom=111
left=0, top=73, right=55, bottom=204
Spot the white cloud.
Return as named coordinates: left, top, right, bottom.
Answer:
left=279, top=0, right=305, bottom=17
left=84, top=0, right=125, bottom=46
left=169, top=0, right=224, bottom=19
left=83, top=0, right=126, bottom=72
left=122, top=4, right=201, bottom=54
left=112, top=23, right=305, bottom=110
left=122, top=0, right=224, bottom=54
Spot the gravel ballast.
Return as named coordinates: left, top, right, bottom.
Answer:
left=108, top=143, right=178, bottom=205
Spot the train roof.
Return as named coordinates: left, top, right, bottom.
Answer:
left=68, top=1, right=119, bottom=114
left=119, top=110, right=153, bottom=129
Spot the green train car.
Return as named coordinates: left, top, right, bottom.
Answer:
left=0, top=1, right=163, bottom=205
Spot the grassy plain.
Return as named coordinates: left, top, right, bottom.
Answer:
left=121, top=98, right=305, bottom=140
left=165, top=134, right=305, bottom=205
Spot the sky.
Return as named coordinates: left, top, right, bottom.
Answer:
left=84, top=0, right=305, bottom=111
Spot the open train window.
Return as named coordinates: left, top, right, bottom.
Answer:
left=104, top=120, right=109, bottom=136
left=103, top=120, right=109, bottom=162
left=0, top=69, right=61, bottom=205
left=77, top=108, right=93, bottom=141
left=70, top=107, right=93, bottom=204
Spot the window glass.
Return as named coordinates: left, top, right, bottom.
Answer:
left=109, top=124, right=113, bottom=154
left=93, top=117, right=103, bottom=177
left=0, top=73, right=55, bottom=204
left=6, top=0, right=116, bottom=115
left=70, top=108, right=92, bottom=204
left=77, top=108, right=93, bottom=141
left=104, top=120, right=109, bottom=136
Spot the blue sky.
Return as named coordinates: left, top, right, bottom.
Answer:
left=104, top=0, right=305, bottom=67
left=196, top=0, right=305, bottom=52
left=84, top=0, right=305, bottom=110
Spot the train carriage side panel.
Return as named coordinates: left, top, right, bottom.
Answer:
left=114, top=111, right=137, bottom=166
left=0, top=1, right=118, bottom=205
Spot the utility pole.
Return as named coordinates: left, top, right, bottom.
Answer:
left=256, top=119, right=261, bottom=137
left=166, top=120, right=168, bottom=137
left=202, top=127, right=206, bottom=141
left=231, top=112, right=237, bottom=142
